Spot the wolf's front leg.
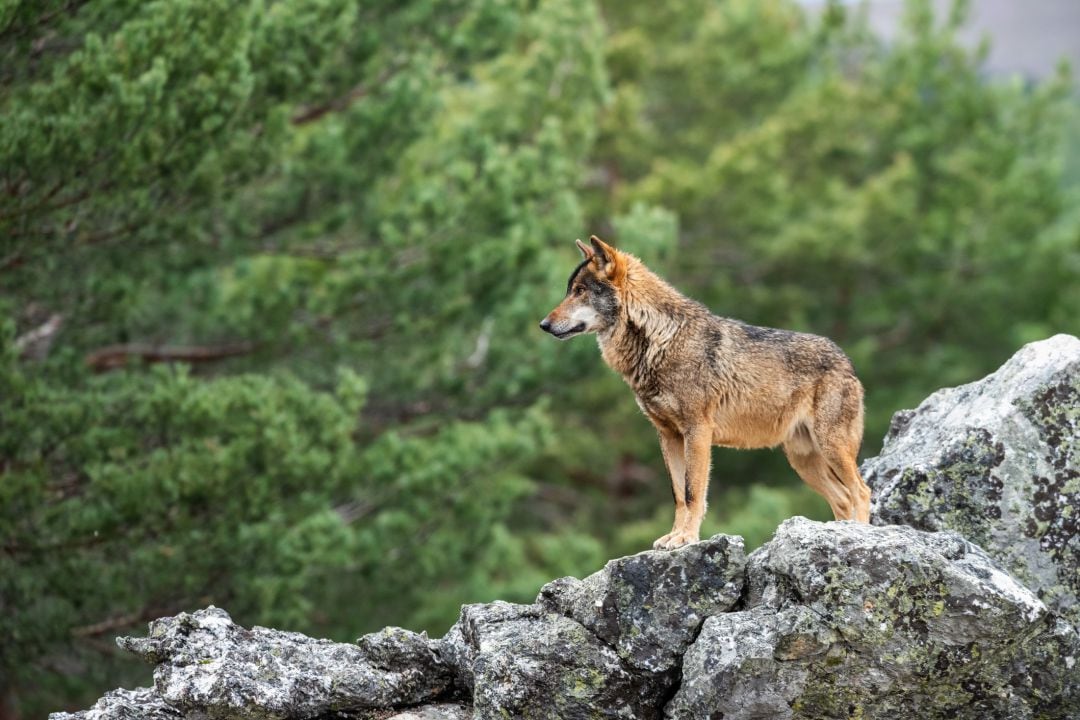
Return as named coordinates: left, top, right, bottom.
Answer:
left=653, top=428, right=688, bottom=550
left=654, top=427, right=711, bottom=550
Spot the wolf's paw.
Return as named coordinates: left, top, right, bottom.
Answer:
left=652, top=530, right=699, bottom=550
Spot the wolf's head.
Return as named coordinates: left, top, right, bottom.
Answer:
left=540, top=235, right=626, bottom=340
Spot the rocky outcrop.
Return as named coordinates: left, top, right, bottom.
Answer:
left=53, top=608, right=453, bottom=720
left=669, top=518, right=1078, bottom=719
left=53, top=335, right=1080, bottom=720
left=864, top=334, right=1080, bottom=624
left=443, top=534, right=745, bottom=719
left=54, top=525, right=1080, bottom=720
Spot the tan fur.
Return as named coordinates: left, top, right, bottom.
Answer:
left=541, top=236, right=871, bottom=549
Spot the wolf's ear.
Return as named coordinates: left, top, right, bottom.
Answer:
left=589, top=235, right=614, bottom=264
left=575, top=238, right=594, bottom=261
left=589, top=235, right=626, bottom=284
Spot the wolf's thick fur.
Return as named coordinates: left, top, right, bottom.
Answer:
left=540, top=236, right=871, bottom=549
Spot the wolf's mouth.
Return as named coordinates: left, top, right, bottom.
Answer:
left=553, top=323, right=586, bottom=339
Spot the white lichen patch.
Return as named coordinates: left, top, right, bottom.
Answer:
left=983, top=565, right=1046, bottom=623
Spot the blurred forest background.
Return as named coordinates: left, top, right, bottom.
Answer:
left=2, top=0, right=1079, bottom=715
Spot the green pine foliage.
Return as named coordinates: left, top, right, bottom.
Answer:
left=2, top=0, right=1078, bottom=715
left=593, top=0, right=1079, bottom=440
left=0, top=321, right=547, bottom=711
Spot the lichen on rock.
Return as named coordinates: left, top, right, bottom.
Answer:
left=446, top=602, right=660, bottom=719
left=537, top=534, right=745, bottom=674
left=865, top=333, right=1080, bottom=624
left=117, top=607, right=452, bottom=720
left=383, top=704, right=472, bottom=720
left=667, top=518, right=1080, bottom=720
left=49, top=687, right=184, bottom=720
left=439, top=534, right=746, bottom=719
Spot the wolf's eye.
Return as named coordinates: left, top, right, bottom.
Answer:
left=574, top=285, right=586, bottom=297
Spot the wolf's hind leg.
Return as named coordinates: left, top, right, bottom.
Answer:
left=812, top=373, right=871, bottom=522
left=783, top=444, right=854, bottom=521
left=818, top=444, right=870, bottom=523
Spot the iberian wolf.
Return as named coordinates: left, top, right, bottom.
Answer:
left=540, top=236, right=870, bottom=549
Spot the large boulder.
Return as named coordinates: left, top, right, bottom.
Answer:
left=444, top=601, right=661, bottom=720
left=666, top=518, right=1080, bottom=720
left=864, top=334, right=1080, bottom=623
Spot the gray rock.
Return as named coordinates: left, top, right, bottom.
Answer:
left=442, top=601, right=664, bottom=720
left=667, top=605, right=827, bottom=720
left=384, top=704, right=471, bottom=719
left=864, top=334, right=1080, bottom=623
left=437, top=536, right=744, bottom=718
left=667, top=518, right=1080, bottom=720
left=537, top=534, right=744, bottom=673
left=48, top=687, right=186, bottom=720
left=117, top=607, right=453, bottom=719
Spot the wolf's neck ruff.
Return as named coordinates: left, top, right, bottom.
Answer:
left=599, top=259, right=704, bottom=395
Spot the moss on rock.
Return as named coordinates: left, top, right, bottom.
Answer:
left=866, top=334, right=1080, bottom=624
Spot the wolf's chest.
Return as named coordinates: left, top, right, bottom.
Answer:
left=634, top=392, right=685, bottom=433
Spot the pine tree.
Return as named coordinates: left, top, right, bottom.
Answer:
left=1, top=1, right=619, bottom=714
left=590, top=0, right=1079, bottom=455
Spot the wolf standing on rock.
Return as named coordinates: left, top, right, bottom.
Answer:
left=540, top=236, right=871, bottom=549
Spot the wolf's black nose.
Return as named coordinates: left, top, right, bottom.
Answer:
left=539, top=318, right=552, bottom=332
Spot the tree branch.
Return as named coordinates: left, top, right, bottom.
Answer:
left=0, top=252, right=24, bottom=272
left=290, top=66, right=397, bottom=126
left=0, top=0, right=89, bottom=40
left=71, top=605, right=170, bottom=638
left=85, top=341, right=257, bottom=372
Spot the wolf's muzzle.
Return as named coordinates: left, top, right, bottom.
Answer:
left=541, top=320, right=586, bottom=339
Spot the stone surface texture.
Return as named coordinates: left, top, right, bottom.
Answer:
left=52, top=335, right=1080, bottom=720
left=112, top=607, right=450, bottom=720
left=666, top=518, right=1079, bottom=719
left=441, top=534, right=746, bottom=719
left=864, top=333, right=1080, bottom=624
left=384, top=704, right=471, bottom=720
left=50, top=687, right=184, bottom=720
left=536, top=534, right=745, bottom=674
